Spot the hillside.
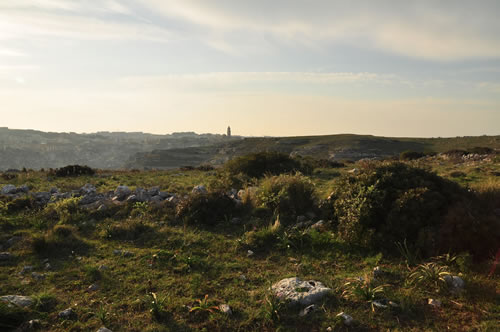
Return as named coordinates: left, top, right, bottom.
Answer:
left=129, top=134, right=500, bottom=169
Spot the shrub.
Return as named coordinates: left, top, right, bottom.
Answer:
left=32, top=224, right=89, bottom=255
left=468, top=146, right=493, bottom=155
left=225, top=152, right=302, bottom=178
left=176, top=191, right=238, bottom=226
left=42, top=197, right=84, bottom=225
left=51, top=165, right=95, bottom=177
left=331, top=162, right=465, bottom=254
left=6, top=196, right=35, bottom=213
left=255, top=174, right=316, bottom=225
left=399, top=150, right=426, bottom=160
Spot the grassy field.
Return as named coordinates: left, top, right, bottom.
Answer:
left=1, top=155, right=499, bottom=331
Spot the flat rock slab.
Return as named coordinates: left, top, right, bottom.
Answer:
left=1, top=295, right=34, bottom=307
left=272, top=277, right=331, bottom=306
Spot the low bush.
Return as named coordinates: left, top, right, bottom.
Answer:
left=41, top=197, right=84, bottom=225
left=6, top=196, right=36, bottom=213
left=225, top=152, right=303, bottom=178
left=255, top=174, right=316, bottom=225
left=400, top=150, right=426, bottom=160
left=51, top=165, right=95, bottom=177
left=32, top=224, right=90, bottom=255
left=176, top=191, right=238, bottom=226
left=331, top=162, right=466, bottom=255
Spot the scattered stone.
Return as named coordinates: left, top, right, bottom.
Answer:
left=88, top=284, right=99, bottom=292
left=310, top=220, right=325, bottom=230
left=44, top=262, right=52, bottom=270
left=239, top=274, right=247, bottom=281
left=272, top=277, right=331, bottom=306
left=0, top=252, right=14, bottom=261
left=58, top=307, right=76, bottom=319
left=219, top=304, right=232, bottom=315
left=299, top=304, right=317, bottom=317
left=428, top=298, right=442, bottom=307
left=0, top=295, right=34, bottom=307
left=27, top=319, right=41, bottom=329
left=19, top=266, right=34, bottom=274
left=123, top=250, right=134, bottom=257
left=192, top=185, right=207, bottom=194
left=98, top=264, right=109, bottom=271
left=336, top=312, right=353, bottom=326
left=444, top=275, right=465, bottom=291
left=17, top=185, right=30, bottom=193
left=247, top=250, right=254, bottom=257
left=31, top=272, right=46, bottom=281
left=97, top=328, right=113, bottom=332
left=158, top=191, right=171, bottom=199
left=348, top=168, right=359, bottom=174
left=113, top=249, right=122, bottom=256
left=326, top=327, right=333, bottom=332
left=373, top=266, right=383, bottom=278
left=114, top=185, right=131, bottom=200
left=148, top=186, right=160, bottom=196
left=49, top=187, right=59, bottom=194
left=1, top=184, right=17, bottom=195
left=372, top=300, right=388, bottom=309
left=80, top=183, right=96, bottom=195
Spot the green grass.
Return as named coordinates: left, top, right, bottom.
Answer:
left=0, top=156, right=499, bottom=331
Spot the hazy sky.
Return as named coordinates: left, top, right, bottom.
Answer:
left=1, top=0, right=499, bottom=137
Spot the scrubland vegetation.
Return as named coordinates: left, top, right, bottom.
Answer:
left=1, top=151, right=499, bottom=331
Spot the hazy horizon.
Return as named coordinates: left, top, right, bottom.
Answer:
left=2, top=1, right=500, bottom=137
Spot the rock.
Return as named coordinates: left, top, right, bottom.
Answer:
left=98, top=264, right=109, bottom=271
left=219, top=304, right=232, bottom=315
left=58, top=307, right=76, bottom=319
left=192, top=185, right=207, bottom=194
left=444, top=275, right=465, bottom=290
left=44, top=263, right=52, bottom=270
left=31, top=272, right=46, bottom=281
left=123, top=250, right=134, bottom=257
left=113, top=249, right=122, bottom=256
left=27, top=319, right=41, bottom=329
left=166, top=196, right=178, bottom=203
left=17, top=185, right=30, bottom=194
left=230, top=217, right=243, bottom=225
left=79, top=193, right=104, bottom=205
left=0, top=295, right=34, bottom=307
left=1, top=184, right=17, bottom=195
left=80, top=183, right=96, bottom=195
left=348, top=168, right=359, bottom=174
left=373, top=266, right=382, bottom=278
left=97, top=204, right=107, bottom=211
left=428, top=298, right=442, bottom=307
left=336, top=312, right=353, bottom=325
left=33, top=192, right=51, bottom=204
left=239, top=274, right=247, bottom=281
left=372, top=300, right=388, bottom=308
left=49, top=187, right=59, bottom=194
left=88, top=283, right=99, bottom=291
left=158, top=191, right=171, bottom=199
left=19, top=265, right=34, bottom=274
left=305, top=211, right=316, bottom=220
left=148, top=186, right=160, bottom=196
left=247, top=250, right=254, bottom=257
left=5, top=236, right=22, bottom=249
left=310, top=220, right=325, bottom=230
left=114, top=185, right=131, bottom=200
left=150, top=195, right=163, bottom=203
left=299, top=304, right=317, bottom=317
left=0, top=252, right=14, bottom=260
left=272, top=277, right=331, bottom=306
left=97, top=328, right=113, bottom=332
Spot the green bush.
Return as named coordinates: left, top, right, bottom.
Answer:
left=176, top=191, right=238, bottom=226
left=225, top=152, right=303, bottom=178
left=32, top=224, right=89, bottom=255
left=42, top=197, right=84, bottom=225
left=400, top=150, right=426, bottom=160
left=51, top=164, right=95, bottom=177
left=255, top=174, right=316, bottom=225
left=331, top=162, right=465, bottom=254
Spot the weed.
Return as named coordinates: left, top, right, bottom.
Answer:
left=407, top=262, right=451, bottom=291
left=395, top=239, right=420, bottom=269
left=148, top=292, right=167, bottom=320
left=342, top=276, right=389, bottom=311
left=189, top=294, right=219, bottom=314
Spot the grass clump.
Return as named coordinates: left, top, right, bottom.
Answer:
left=176, top=191, right=238, bottom=226
left=225, top=151, right=303, bottom=178
left=331, top=162, right=465, bottom=255
left=255, top=174, right=316, bottom=225
left=32, top=224, right=89, bottom=256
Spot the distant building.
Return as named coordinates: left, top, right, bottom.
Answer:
left=227, top=126, right=231, bottom=137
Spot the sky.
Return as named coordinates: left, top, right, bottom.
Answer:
left=1, top=0, right=499, bottom=137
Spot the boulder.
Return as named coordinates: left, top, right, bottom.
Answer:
left=192, top=185, right=207, bottom=194
left=1, top=295, right=34, bottom=307
left=272, top=277, right=331, bottom=306
left=80, top=183, right=96, bottom=195
left=114, top=185, right=131, bottom=199
left=1, top=184, right=17, bottom=195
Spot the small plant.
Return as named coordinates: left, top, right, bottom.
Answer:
left=33, top=292, right=57, bottom=312
left=342, top=276, right=389, bottom=311
left=189, top=294, right=219, bottom=314
left=407, top=262, right=451, bottom=291
left=148, top=292, right=167, bottom=320
left=395, top=239, right=420, bottom=269
left=131, top=201, right=148, bottom=220
left=95, top=304, right=108, bottom=326
left=263, top=292, right=283, bottom=324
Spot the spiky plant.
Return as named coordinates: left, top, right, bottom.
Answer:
left=342, top=276, right=389, bottom=311
left=407, top=262, right=451, bottom=291
left=189, top=294, right=219, bottom=314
